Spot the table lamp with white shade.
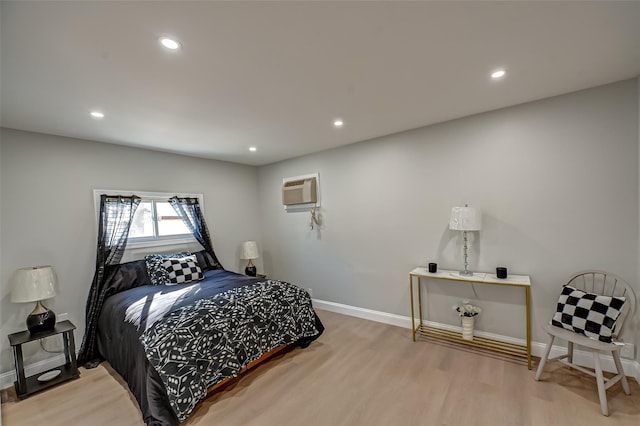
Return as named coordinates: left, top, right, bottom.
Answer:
left=11, top=266, right=58, bottom=333
left=449, top=205, right=482, bottom=276
left=240, top=241, right=259, bottom=276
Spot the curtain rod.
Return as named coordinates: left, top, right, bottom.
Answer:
left=101, top=195, right=141, bottom=200
left=101, top=194, right=200, bottom=202
left=101, top=195, right=195, bottom=201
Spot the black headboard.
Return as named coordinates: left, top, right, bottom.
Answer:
left=103, top=250, right=222, bottom=297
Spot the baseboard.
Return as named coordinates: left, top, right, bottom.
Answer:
left=3, top=301, right=636, bottom=392
left=0, top=353, right=68, bottom=391
left=312, top=298, right=640, bottom=383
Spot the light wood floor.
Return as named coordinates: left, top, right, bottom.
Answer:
left=2, top=309, right=639, bottom=425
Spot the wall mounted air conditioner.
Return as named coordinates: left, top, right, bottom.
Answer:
left=282, top=177, right=317, bottom=206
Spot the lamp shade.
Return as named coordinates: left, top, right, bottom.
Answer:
left=449, top=206, right=482, bottom=231
left=240, top=241, right=259, bottom=260
left=11, top=266, right=57, bottom=303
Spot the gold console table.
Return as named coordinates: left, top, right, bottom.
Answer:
left=409, top=267, right=532, bottom=369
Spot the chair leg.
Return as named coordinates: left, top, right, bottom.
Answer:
left=567, top=342, right=574, bottom=365
left=612, top=350, right=630, bottom=395
left=593, top=352, right=608, bottom=416
left=535, top=335, right=555, bottom=381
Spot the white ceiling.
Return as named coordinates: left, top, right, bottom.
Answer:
left=2, top=2, right=640, bottom=166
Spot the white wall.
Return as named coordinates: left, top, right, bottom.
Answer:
left=257, top=79, right=639, bottom=358
left=0, top=128, right=262, bottom=374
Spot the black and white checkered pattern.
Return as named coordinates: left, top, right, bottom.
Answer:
left=145, top=252, right=191, bottom=285
left=551, top=285, right=625, bottom=343
left=161, top=256, right=203, bottom=285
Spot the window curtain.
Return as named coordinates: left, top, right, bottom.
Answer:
left=78, top=195, right=141, bottom=367
left=169, top=196, right=223, bottom=269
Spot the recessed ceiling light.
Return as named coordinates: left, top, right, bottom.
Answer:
left=90, top=111, right=104, bottom=119
left=491, top=69, right=506, bottom=79
left=333, top=119, right=344, bottom=127
left=249, top=146, right=257, bottom=152
left=159, top=37, right=181, bottom=50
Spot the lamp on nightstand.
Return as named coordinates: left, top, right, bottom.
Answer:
left=240, top=241, right=259, bottom=276
left=11, top=266, right=58, bottom=333
left=449, top=204, right=482, bottom=277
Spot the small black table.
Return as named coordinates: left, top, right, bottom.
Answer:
left=8, top=320, right=80, bottom=398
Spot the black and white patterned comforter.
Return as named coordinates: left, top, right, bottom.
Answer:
left=97, top=269, right=324, bottom=426
left=139, top=279, right=321, bottom=421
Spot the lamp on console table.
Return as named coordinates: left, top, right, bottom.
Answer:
left=449, top=204, right=482, bottom=277
left=240, top=241, right=259, bottom=276
left=11, top=266, right=58, bottom=333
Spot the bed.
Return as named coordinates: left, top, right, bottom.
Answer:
left=94, top=251, right=324, bottom=425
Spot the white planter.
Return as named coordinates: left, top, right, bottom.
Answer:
left=461, top=316, right=475, bottom=341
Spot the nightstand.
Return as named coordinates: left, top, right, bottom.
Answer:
left=8, top=320, right=80, bottom=398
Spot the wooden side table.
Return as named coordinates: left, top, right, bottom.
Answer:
left=8, top=320, right=80, bottom=398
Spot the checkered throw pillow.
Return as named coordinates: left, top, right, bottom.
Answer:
left=161, top=255, right=204, bottom=285
left=551, top=285, right=625, bottom=343
left=145, top=252, right=192, bottom=285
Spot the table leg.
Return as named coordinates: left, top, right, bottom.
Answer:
left=525, top=286, right=532, bottom=369
left=66, top=331, right=79, bottom=376
left=63, top=332, right=71, bottom=365
left=12, top=345, right=26, bottom=397
left=410, top=275, right=416, bottom=341
left=417, top=277, right=423, bottom=329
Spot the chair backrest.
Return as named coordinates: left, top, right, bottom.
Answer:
left=565, top=270, right=636, bottom=338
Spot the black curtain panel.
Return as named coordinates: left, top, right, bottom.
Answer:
left=78, top=195, right=141, bottom=367
left=169, top=196, right=223, bottom=270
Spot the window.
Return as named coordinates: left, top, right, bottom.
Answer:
left=93, top=190, right=203, bottom=248
left=129, top=200, right=191, bottom=241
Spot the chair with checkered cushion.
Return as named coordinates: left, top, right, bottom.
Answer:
left=535, top=271, right=636, bottom=416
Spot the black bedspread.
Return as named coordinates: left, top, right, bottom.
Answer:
left=97, top=269, right=324, bottom=425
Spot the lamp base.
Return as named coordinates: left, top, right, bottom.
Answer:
left=27, top=301, right=56, bottom=334
left=245, top=258, right=257, bottom=277
left=458, top=270, right=474, bottom=277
